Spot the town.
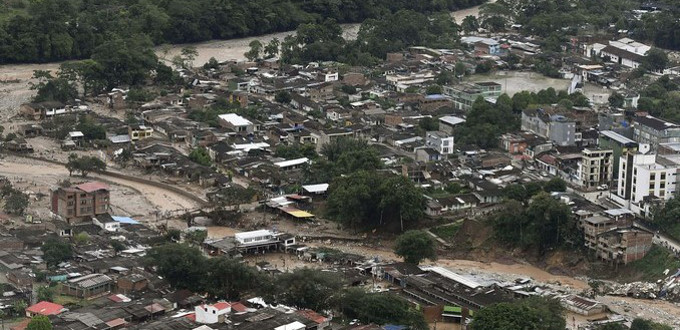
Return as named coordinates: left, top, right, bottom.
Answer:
left=2, top=0, right=680, bottom=330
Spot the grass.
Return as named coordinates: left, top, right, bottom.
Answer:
left=625, top=245, right=680, bottom=281
left=429, top=221, right=462, bottom=242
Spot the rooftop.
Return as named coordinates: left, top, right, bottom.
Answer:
left=218, top=113, right=253, bottom=126
left=75, top=181, right=110, bottom=193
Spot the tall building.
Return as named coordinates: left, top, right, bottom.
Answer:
left=578, top=148, right=614, bottom=189
left=521, top=109, right=577, bottom=146
left=442, top=82, right=502, bottom=111
left=612, top=145, right=679, bottom=217
left=633, top=115, right=680, bottom=150
left=598, top=130, right=638, bottom=177
left=51, top=182, right=110, bottom=224
left=425, top=131, right=455, bottom=157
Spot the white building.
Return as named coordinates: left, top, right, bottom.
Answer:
left=234, top=230, right=275, bottom=245
left=218, top=113, right=256, bottom=133
left=425, top=131, right=454, bottom=156
left=578, top=148, right=614, bottom=190
left=612, top=144, right=679, bottom=217
left=195, top=302, right=231, bottom=324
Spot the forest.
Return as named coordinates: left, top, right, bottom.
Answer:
left=0, top=0, right=485, bottom=64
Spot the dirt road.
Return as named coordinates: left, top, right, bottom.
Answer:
left=0, top=157, right=198, bottom=215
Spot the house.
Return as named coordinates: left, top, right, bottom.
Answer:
left=117, top=273, right=149, bottom=293
left=51, top=182, right=110, bottom=224
left=326, top=107, right=353, bottom=122
left=416, top=147, right=442, bottom=162
left=26, top=301, right=66, bottom=317
left=61, top=274, right=114, bottom=299
left=128, top=124, right=154, bottom=141
left=274, top=157, right=309, bottom=170
left=419, top=94, right=452, bottom=112
left=20, top=101, right=65, bottom=120
left=425, top=131, right=455, bottom=157
left=596, top=227, right=654, bottom=264
left=18, top=124, right=43, bottom=137
left=195, top=302, right=231, bottom=324
left=461, top=36, right=502, bottom=55
left=560, top=295, right=605, bottom=316
left=438, top=116, right=466, bottom=135
left=521, top=108, right=576, bottom=147
left=443, top=82, right=502, bottom=111
left=3, top=138, right=33, bottom=152
left=342, top=72, right=367, bottom=86
left=598, top=38, right=652, bottom=70
left=218, top=113, right=257, bottom=134
left=307, top=82, right=334, bottom=102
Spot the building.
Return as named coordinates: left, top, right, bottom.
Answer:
left=596, top=228, right=654, bottom=264
left=61, top=274, right=114, bottom=299
left=443, top=82, right=502, bottom=111
left=195, top=302, right=231, bottom=324
left=633, top=115, right=680, bottom=149
left=218, top=113, right=257, bottom=134
left=461, top=36, right=502, bottom=55
left=612, top=145, right=679, bottom=217
left=425, top=131, right=454, bottom=157
left=128, top=124, right=154, bottom=141
left=51, top=182, right=110, bottom=224
left=20, top=101, right=65, bottom=120
left=521, top=109, right=576, bottom=146
left=598, top=38, right=652, bottom=69
left=26, top=301, right=66, bottom=317
left=578, top=148, right=614, bottom=190
left=419, top=94, right=452, bottom=112
left=560, top=295, right=606, bottom=316
left=580, top=209, right=634, bottom=250
left=438, top=115, right=466, bottom=135
left=204, top=229, right=296, bottom=256
left=599, top=130, right=638, bottom=177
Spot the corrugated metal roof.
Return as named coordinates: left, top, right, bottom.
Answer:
left=76, top=181, right=109, bottom=193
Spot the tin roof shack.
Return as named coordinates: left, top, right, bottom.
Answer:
left=596, top=227, right=654, bottom=265
left=62, top=274, right=114, bottom=299
left=560, top=295, right=605, bottom=316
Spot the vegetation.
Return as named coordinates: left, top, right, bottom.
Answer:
left=188, top=147, right=212, bottom=166
left=41, top=237, right=73, bottom=267
left=430, top=222, right=462, bottom=241
left=394, top=230, right=437, bottom=264
left=37, top=286, right=56, bottom=302
left=630, top=318, right=673, bottom=330
left=184, top=229, right=207, bottom=246
left=269, top=268, right=343, bottom=311
left=652, top=197, right=680, bottom=239
left=469, top=296, right=565, bottom=330
left=636, top=76, right=680, bottom=124
left=146, top=243, right=262, bottom=299
left=0, top=0, right=484, bottom=64
left=493, top=192, right=580, bottom=255
left=625, top=246, right=680, bottom=281
left=4, top=188, right=29, bottom=214
left=26, top=315, right=53, bottom=330
left=275, top=143, right=318, bottom=160
left=65, top=154, right=106, bottom=177
left=338, top=288, right=428, bottom=330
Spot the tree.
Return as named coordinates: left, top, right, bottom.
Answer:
left=41, top=237, right=72, bottom=267
left=630, top=318, right=673, bottom=330
left=185, top=229, right=207, bottom=246
left=338, top=288, right=427, bottom=330
left=5, top=190, right=29, bottom=215
left=461, top=15, right=479, bottom=34
left=245, top=40, right=263, bottom=61
left=544, top=177, right=567, bottom=192
left=642, top=48, right=669, bottom=72
left=189, top=147, right=212, bottom=166
left=91, top=36, right=158, bottom=89
left=454, top=62, right=466, bottom=77
left=470, top=297, right=565, bottom=330
left=73, top=232, right=89, bottom=246
left=609, top=92, right=625, bottom=108
left=36, top=286, right=55, bottom=302
left=180, top=46, right=198, bottom=68
left=111, top=240, right=125, bottom=255
left=394, top=230, right=437, bottom=264
left=272, top=268, right=342, bottom=311
left=146, top=244, right=207, bottom=290
left=475, top=60, right=494, bottom=73
left=264, top=38, right=280, bottom=59
left=26, top=316, right=52, bottom=330
left=202, top=257, right=261, bottom=299
left=425, top=84, right=443, bottom=95
left=275, top=90, right=292, bottom=104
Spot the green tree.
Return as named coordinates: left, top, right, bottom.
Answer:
left=73, top=232, right=89, bottom=246
left=642, top=48, right=669, bottom=72
left=91, top=35, right=158, bottom=89
left=245, top=40, right=263, bottom=61
left=502, top=184, right=528, bottom=204
left=189, top=147, right=212, bottom=166
left=36, top=286, right=55, bottom=302
left=454, top=62, right=466, bottom=77
left=461, top=15, right=479, bottom=34
left=180, top=46, right=198, bottom=68
left=394, top=230, right=437, bottom=264
left=111, top=240, right=126, bottom=255
left=264, top=38, right=280, bottom=59
left=185, top=229, right=207, bottom=246
left=41, top=237, right=72, bottom=267
left=5, top=190, right=29, bottom=215
left=630, top=318, right=672, bottom=330
left=26, top=315, right=52, bottom=330
left=470, top=297, right=565, bottom=330
left=272, top=268, right=342, bottom=311
left=425, top=84, right=443, bottom=95
left=544, top=177, right=567, bottom=192
left=338, top=288, right=427, bottom=330
left=146, top=244, right=207, bottom=290
left=275, top=90, right=292, bottom=104
left=202, top=257, right=261, bottom=299
left=475, top=60, right=494, bottom=73
left=609, top=92, right=625, bottom=108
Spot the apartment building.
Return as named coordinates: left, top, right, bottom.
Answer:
left=578, top=148, right=614, bottom=189
left=598, top=130, right=638, bottom=177
left=51, top=182, right=110, bottom=224
left=633, top=115, right=680, bottom=150
left=443, top=82, right=502, bottom=111
left=425, top=131, right=455, bottom=157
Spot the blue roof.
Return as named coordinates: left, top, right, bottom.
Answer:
left=425, top=94, right=446, bottom=100
left=112, top=216, right=140, bottom=225
left=383, top=325, right=407, bottom=330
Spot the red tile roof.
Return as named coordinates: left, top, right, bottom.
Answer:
left=296, top=309, right=327, bottom=324
left=105, top=318, right=127, bottom=327
left=75, top=181, right=110, bottom=193
left=213, top=302, right=231, bottom=311
left=185, top=313, right=196, bottom=321
left=230, top=302, right=247, bottom=313
left=26, top=301, right=64, bottom=316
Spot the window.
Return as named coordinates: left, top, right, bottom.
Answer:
left=651, top=173, right=656, bottom=180
left=661, top=173, right=666, bottom=180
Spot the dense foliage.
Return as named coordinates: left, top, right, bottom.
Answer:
left=41, top=237, right=73, bottom=267
left=338, top=288, right=428, bottom=330
left=26, top=316, right=53, bottom=330
left=65, top=154, right=107, bottom=177
left=394, top=230, right=438, bottom=264
left=469, top=296, right=565, bottom=330
left=0, top=0, right=485, bottom=64
left=493, top=192, right=580, bottom=255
